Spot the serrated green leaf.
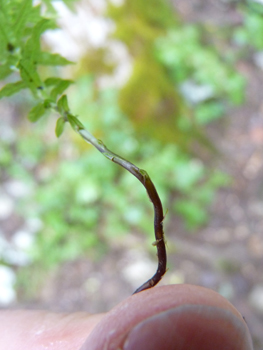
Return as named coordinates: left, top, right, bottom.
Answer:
left=50, top=79, right=73, bottom=100
left=19, top=58, right=43, bottom=92
left=38, top=53, right=74, bottom=66
left=28, top=102, right=47, bottom=122
left=23, top=19, right=55, bottom=62
left=13, top=0, right=32, bottom=39
left=67, top=114, right=84, bottom=130
left=25, top=4, right=42, bottom=25
left=0, top=81, right=26, bottom=99
left=55, top=117, right=65, bottom=137
left=57, top=94, right=69, bottom=113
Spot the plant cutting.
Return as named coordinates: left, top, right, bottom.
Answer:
left=0, top=0, right=167, bottom=293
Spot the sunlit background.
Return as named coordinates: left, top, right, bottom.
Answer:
left=0, top=0, right=263, bottom=348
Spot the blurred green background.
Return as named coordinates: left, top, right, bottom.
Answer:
left=0, top=0, right=263, bottom=348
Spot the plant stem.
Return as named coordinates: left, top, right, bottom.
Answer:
left=78, top=128, right=167, bottom=294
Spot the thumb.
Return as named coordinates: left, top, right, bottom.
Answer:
left=80, top=284, right=253, bottom=350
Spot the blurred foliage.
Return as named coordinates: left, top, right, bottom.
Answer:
left=234, top=2, right=263, bottom=50
left=155, top=26, right=245, bottom=104
left=105, top=0, right=185, bottom=145
left=99, top=0, right=245, bottom=145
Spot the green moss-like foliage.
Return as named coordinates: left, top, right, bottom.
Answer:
left=107, top=0, right=177, bottom=52
left=119, top=59, right=188, bottom=145
left=107, top=0, right=188, bottom=144
left=77, top=47, right=116, bottom=79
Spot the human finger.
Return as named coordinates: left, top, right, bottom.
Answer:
left=80, top=284, right=253, bottom=350
left=0, top=309, right=104, bottom=350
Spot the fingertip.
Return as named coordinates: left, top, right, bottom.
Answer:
left=80, top=285, right=253, bottom=350
left=123, top=305, right=253, bottom=350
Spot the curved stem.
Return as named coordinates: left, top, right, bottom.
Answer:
left=78, top=129, right=167, bottom=294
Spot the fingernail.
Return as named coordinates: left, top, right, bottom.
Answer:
left=123, top=305, right=253, bottom=350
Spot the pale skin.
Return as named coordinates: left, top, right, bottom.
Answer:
left=0, top=284, right=253, bottom=350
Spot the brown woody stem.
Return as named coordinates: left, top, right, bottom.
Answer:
left=78, top=129, right=167, bottom=294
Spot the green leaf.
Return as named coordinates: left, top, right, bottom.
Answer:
left=0, top=81, right=26, bottom=98
left=23, top=19, right=56, bottom=62
left=26, top=4, right=42, bottom=25
left=67, top=114, right=84, bottom=130
left=57, top=94, right=69, bottom=113
left=28, top=102, right=47, bottom=122
left=55, top=117, right=65, bottom=137
left=44, top=77, right=62, bottom=87
left=38, top=53, right=74, bottom=66
left=12, top=0, right=32, bottom=39
left=19, top=58, right=43, bottom=92
left=50, top=79, right=73, bottom=100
